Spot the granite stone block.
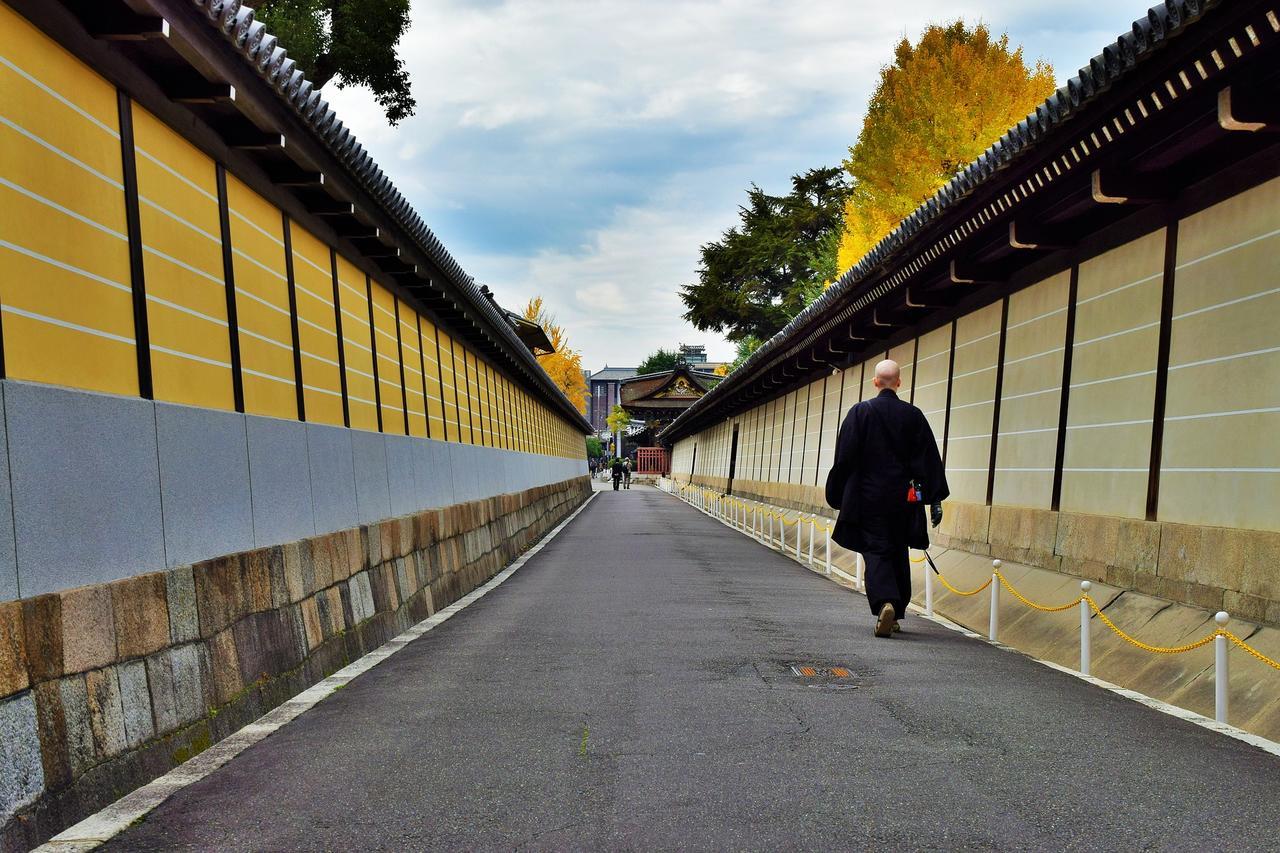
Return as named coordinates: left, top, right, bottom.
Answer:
left=300, top=597, right=322, bottom=650
left=0, top=601, right=26, bottom=699
left=325, top=587, right=344, bottom=632
left=169, top=644, right=209, bottom=725
left=84, top=667, right=126, bottom=760
left=166, top=565, right=198, bottom=644
left=246, top=416, right=315, bottom=548
left=306, top=423, right=359, bottom=536
left=195, top=554, right=250, bottom=638
left=58, top=675, right=94, bottom=776
left=0, top=691, right=44, bottom=825
left=20, top=594, right=61, bottom=685
left=207, top=630, right=242, bottom=706
left=6, top=382, right=165, bottom=596
left=242, top=547, right=279, bottom=613
left=352, top=430, right=392, bottom=524
left=385, top=434, right=419, bottom=516
left=60, top=585, right=116, bottom=673
left=116, top=660, right=154, bottom=748
left=110, top=572, right=170, bottom=660
left=145, top=651, right=179, bottom=735
left=155, top=403, right=254, bottom=568
left=31, top=679, right=69, bottom=790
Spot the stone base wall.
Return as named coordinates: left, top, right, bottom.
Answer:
left=0, top=476, right=590, bottom=852
left=932, top=502, right=1280, bottom=627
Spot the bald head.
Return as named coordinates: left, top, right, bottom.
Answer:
left=873, top=359, right=901, bottom=391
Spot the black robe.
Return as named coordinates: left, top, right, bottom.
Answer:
left=824, top=389, right=947, bottom=555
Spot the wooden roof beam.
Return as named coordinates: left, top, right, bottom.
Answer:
left=1218, top=85, right=1280, bottom=133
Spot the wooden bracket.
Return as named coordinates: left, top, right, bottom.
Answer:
left=1218, top=86, right=1280, bottom=132
left=1008, top=221, right=1071, bottom=250
left=949, top=259, right=998, bottom=284
left=170, top=83, right=236, bottom=105
left=1091, top=169, right=1169, bottom=205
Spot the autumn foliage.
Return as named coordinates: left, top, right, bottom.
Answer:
left=523, top=297, right=588, bottom=414
left=837, top=22, right=1055, bottom=271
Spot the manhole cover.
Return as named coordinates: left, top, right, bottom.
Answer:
left=788, top=663, right=859, bottom=689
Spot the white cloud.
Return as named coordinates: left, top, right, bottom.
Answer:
left=318, top=0, right=1155, bottom=370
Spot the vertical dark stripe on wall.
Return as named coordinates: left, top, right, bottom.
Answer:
left=985, top=296, right=1011, bottom=506
left=415, top=317, right=431, bottom=439
left=1051, top=265, right=1080, bottom=511
left=433, top=324, right=449, bottom=442
left=116, top=90, right=153, bottom=399
left=941, top=321, right=957, bottom=466
left=365, top=276, right=383, bottom=432
left=813, top=375, right=829, bottom=486
left=909, top=336, right=919, bottom=403
left=214, top=165, right=245, bottom=413
left=1146, top=220, right=1180, bottom=521
left=392, top=299, right=409, bottom=434
left=281, top=216, right=305, bottom=421
left=329, top=249, right=350, bottom=428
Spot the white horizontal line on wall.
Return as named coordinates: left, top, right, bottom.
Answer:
left=139, top=195, right=220, bottom=245
left=1003, top=347, right=1064, bottom=368
left=229, top=207, right=284, bottom=249
left=995, top=426, right=1058, bottom=437
left=232, top=248, right=288, bottom=285
left=994, top=467, right=1055, bottom=472
left=1068, top=417, right=1152, bottom=430
left=1074, top=320, right=1160, bottom=349
left=0, top=239, right=131, bottom=294
left=954, top=328, right=1002, bottom=352
left=299, top=348, right=340, bottom=369
left=1169, top=345, right=1280, bottom=372
left=1007, top=304, right=1067, bottom=332
left=241, top=366, right=295, bottom=386
left=296, top=313, right=337, bottom=338
left=1069, top=368, right=1156, bottom=389
left=1162, top=467, right=1280, bottom=473
left=0, top=304, right=134, bottom=345
left=1173, top=285, right=1280, bottom=322
left=1076, top=271, right=1161, bottom=307
left=134, top=146, right=219, bottom=205
left=0, top=176, right=127, bottom=240
left=301, top=383, right=342, bottom=398
left=142, top=243, right=223, bottom=287
left=145, top=294, right=227, bottom=328
left=150, top=344, right=231, bottom=370
left=234, top=285, right=291, bottom=321
left=1002, top=386, right=1059, bottom=402
left=1166, top=406, right=1280, bottom=421
left=0, top=54, right=120, bottom=139
left=239, top=325, right=293, bottom=352
left=0, top=117, right=124, bottom=191
left=1175, top=226, right=1280, bottom=272
left=952, top=364, right=996, bottom=381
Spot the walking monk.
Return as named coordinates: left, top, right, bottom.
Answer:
left=825, top=360, right=949, bottom=638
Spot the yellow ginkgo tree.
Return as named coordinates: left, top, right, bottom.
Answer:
left=523, top=296, right=589, bottom=414
left=837, top=22, right=1056, bottom=272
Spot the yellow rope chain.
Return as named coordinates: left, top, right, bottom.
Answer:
left=676, top=490, right=1280, bottom=671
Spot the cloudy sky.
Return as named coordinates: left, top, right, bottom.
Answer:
left=323, top=0, right=1145, bottom=370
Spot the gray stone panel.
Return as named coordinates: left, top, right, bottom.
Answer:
left=0, top=691, right=44, bottom=825
left=7, top=382, right=165, bottom=596
left=415, top=440, right=452, bottom=510
left=385, top=434, right=418, bottom=516
left=306, top=423, right=358, bottom=535
left=155, top=403, right=254, bottom=568
left=351, top=430, right=391, bottom=524
left=0, top=386, right=16, bottom=601
left=246, top=416, right=315, bottom=547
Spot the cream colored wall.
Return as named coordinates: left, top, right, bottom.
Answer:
left=887, top=341, right=915, bottom=403
left=945, top=302, right=1002, bottom=503
left=1161, top=179, right=1279, bottom=531
left=913, top=326, right=952, bottom=460
left=992, top=272, right=1070, bottom=508
left=815, top=373, right=843, bottom=488
left=1060, top=229, right=1165, bottom=518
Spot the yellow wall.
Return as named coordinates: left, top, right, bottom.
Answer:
left=133, top=106, right=234, bottom=410
left=291, top=226, right=344, bottom=427
left=370, top=282, right=404, bottom=434
left=226, top=175, right=297, bottom=420
left=335, top=255, right=377, bottom=431
left=0, top=4, right=137, bottom=396
left=398, top=298, right=427, bottom=438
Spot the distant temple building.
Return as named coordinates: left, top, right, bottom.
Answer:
left=587, top=366, right=637, bottom=432
left=620, top=361, right=723, bottom=449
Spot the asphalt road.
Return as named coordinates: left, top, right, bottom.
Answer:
left=108, top=486, right=1280, bottom=851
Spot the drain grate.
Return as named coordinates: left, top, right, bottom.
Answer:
left=790, top=664, right=853, bottom=679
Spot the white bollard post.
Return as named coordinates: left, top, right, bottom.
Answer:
left=924, top=554, right=934, bottom=617
left=807, top=518, right=815, bottom=566
left=989, top=559, right=1001, bottom=642
left=824, top=527, right=832, bottom=576
left=768, top=512, right=774, bottom=546
left=1079, top=581, right=1092, bottom=676
left=855, top=553, right=864, bottom=591
left=1215, top=611, right=1230, bottom=724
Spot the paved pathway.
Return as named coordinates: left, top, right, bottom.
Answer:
left=108, top=487, right=1279, bottom=850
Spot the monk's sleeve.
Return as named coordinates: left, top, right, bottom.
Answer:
left=825, top=407, right=860, bottom=509
left=916, top=412, right=950, bottom=503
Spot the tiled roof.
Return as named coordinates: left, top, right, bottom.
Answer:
left=185, top=0, right=590, bottom=431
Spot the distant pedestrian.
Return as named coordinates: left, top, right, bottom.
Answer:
left=611, top=458, right=625, bottom=491
left=623, top=458, right=632, bottom=489
left=825, top=360, right=949, bottom=638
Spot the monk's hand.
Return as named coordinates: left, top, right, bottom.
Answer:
left=930, top=503, right=943, bottom=527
